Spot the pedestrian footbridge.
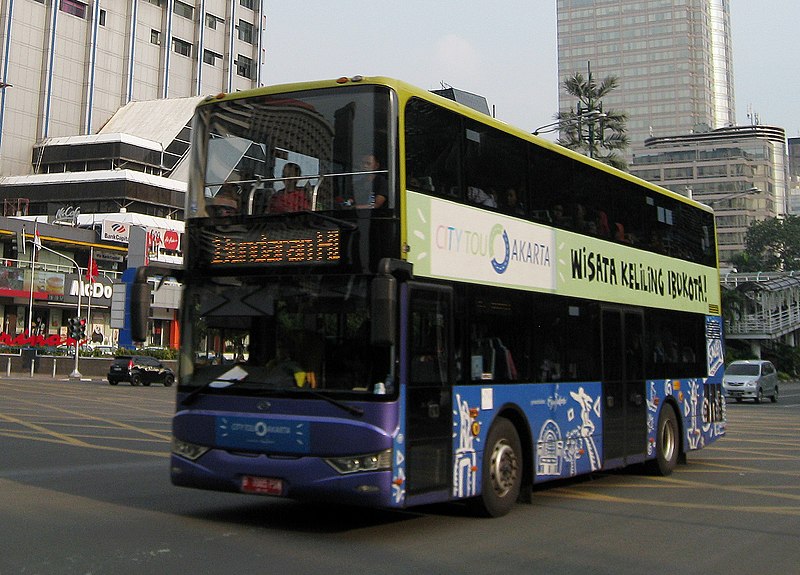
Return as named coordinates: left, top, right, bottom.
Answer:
left=721, top=271, right=800, bottom=355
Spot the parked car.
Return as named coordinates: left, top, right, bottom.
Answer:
left=107, top=355, right=175, bottom=387
left=722, top=359, right=779, bottom=403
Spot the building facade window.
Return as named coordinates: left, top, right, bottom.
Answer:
left=173, top=0, right=193, bottom=19
left=236, top=55, right=253, bottom=79
left=206, top=13, right=224, bottom=29
left=150, top=29, right=161, bottom=45
left=203, top=50, right=222, bottom=66
left=173, top=38, right=192, bottom=58
left=237, top=20, right=254, bottom=44
left=145, top=0, right=163, bottom=5
left=60, top=0, right=87, bottom=18
left=240, top=0, right=255, bottom=9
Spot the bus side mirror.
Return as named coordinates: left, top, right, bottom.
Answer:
left=371, top=275, right=396, bottom=347
left=129, top=278, right=151, bottom=344
left=128, top=264, right=183, bottom=344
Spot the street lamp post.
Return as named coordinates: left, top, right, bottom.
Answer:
left=29, top=241, right=83, bottom=379
left=705, top=186, right=762, bottom=208
left=533, top=109, right=607, bottom=137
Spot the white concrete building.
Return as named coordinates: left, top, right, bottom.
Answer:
left=0, top=0, right=266, bottom=176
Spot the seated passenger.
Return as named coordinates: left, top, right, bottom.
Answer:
left=357, top=154, right=388, bottom=208
left=207, top=184, right=240, bottom=217
left=269, top=163, right=310, bottom=213
left=504, top=187, right=526, bottom=216
left=264, top=342, right=305, bottom=387
left=467, top=186, right=497, bottom=207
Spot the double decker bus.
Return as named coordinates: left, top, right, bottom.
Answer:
left=139, top=76, right=725, bottom=517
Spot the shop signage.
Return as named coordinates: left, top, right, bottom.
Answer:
left=164, top=230, right=180, bottom=251
left=94, top=250, right=124, bottom=263
left=0, top=267, right=115, bottom=307
left=0, top=332, right=79, bottom=347
left=69, top=278, right=113, bottom=300
left=101, top=220, right=129, bottom=242
left=100, top=220, right=183, bottom=264
left=53, top=205, right=81, bottom=226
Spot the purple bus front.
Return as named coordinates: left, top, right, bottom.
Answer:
left=171, top=396, right=400, bottom=507
left=171, top=272, right=407, bottom=508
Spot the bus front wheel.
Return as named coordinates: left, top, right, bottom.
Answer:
left=647, top=404, right=679, bottom=476
left=468, top=417, right=522, bottom=517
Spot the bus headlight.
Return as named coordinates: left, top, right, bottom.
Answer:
left=325, top=449, right=392, bottom=474
left=172, top=436, right=210, bottom=461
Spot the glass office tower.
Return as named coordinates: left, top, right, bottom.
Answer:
left=556, top=0, right=736, bottom=153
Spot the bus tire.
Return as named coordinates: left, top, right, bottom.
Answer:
left=469, top=417, right=522, bottom=517
left=647, top=404, right=679, bottom=476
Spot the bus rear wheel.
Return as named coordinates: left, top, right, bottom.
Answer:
left=647, top=404, right=679, bottom=476
left=468, top=417, right=522, bottom=517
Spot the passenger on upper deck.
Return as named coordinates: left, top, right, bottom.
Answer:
left=207, top=183, right=240, bottom=217
left=503, top=187, right=525, bottom=216
left=356, top=154, right=387, bottom=208
left=269, top=162, right=311, bottom=213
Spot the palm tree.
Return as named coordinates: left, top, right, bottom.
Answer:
left=556, top=70, right=629, bottom=170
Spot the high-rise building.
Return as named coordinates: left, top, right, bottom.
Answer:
left=630, top=125, right=787, bottom=265
left=788, top=137, right=800, bottom=215
left=0, top=0, right=267, bottom=176
left=556, top=0, right=735, bottom=153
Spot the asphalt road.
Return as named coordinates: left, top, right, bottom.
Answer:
left=1, top=376, right=799, bottom=575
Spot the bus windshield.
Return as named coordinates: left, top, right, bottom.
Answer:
left=180, top=275, right=392, bottom=396
left=188, top=85, right=393, bottom=218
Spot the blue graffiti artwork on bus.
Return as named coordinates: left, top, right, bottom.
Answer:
left=452, top=382, right=603, bottom=490
left=645, top=377, right=726, bottom=457
left=706, top=316, right=724, bottom=378
left=533, top=384, right=602, bottom=478
left=453, top=392, right=480, bottom=498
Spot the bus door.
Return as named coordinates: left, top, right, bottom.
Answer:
left=402, top=282, right=453, bottom=497
left=601, top=307, right=647, bottom=465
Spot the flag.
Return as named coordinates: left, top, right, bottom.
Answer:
left=32, top=223, right=42, bottom=251
left=86, top=255, right=98, bottom=283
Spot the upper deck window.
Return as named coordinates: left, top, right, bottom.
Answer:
left=189, top=85, right=393, bottom=219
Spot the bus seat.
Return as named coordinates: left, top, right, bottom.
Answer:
left=246, top=186, right=274, bottom=214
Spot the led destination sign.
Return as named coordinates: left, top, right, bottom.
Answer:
left=208, top=228, right=341, bottom=266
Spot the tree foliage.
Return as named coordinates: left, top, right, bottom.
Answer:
left=556, top=72, right=629, bottom=170
left=730, top=216, right=800, bottom=272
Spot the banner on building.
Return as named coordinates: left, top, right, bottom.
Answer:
left=101, top=220, right=183, bottom=265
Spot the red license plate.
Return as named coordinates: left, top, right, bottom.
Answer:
left=241, top=475, right=283, bottom=495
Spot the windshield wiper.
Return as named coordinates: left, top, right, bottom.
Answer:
left=247, top=385, right=364, bottom=417
left=293, top=387, right=364, bottom=417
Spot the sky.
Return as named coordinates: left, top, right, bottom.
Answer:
left=263, top=1, right=800, bottom=139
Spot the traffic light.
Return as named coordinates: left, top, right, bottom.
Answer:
left=78, top=318, right=87, bottom=340
left=68, top=317, right=78, bottom=339
left=12, top=231, right=25, bottom=256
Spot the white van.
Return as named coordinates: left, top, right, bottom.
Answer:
left=722, top=360, right=779, bottom=403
